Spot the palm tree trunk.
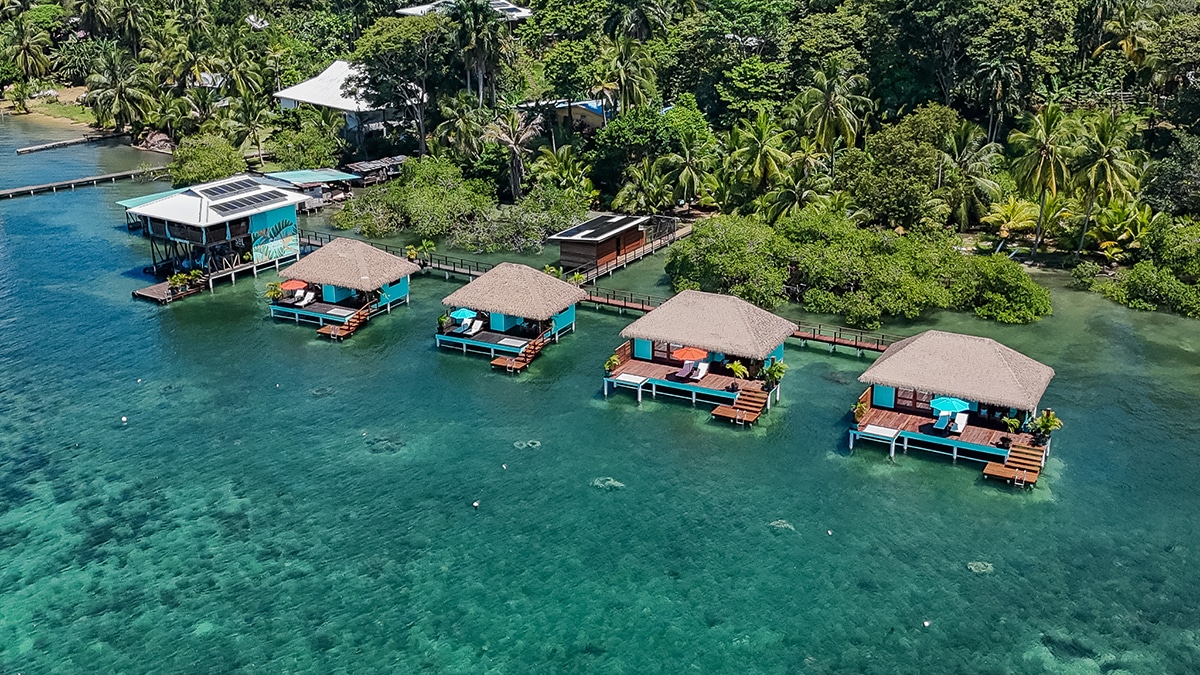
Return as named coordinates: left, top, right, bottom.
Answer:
left=1076, top=193, right=1096, bottom=256
left=1031, top=187, right=1047, bottom=261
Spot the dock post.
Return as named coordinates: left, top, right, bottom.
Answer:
left=952, top=446, right=958, bottom=464
left=889, top=437, right=897, bottom=458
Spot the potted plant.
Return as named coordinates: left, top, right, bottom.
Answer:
left=187, top=269, right=204, bottom=284
left=405, top=244, right=418, bottom=261
left=1000, top=416, right=1023, bottom=434
left=759, top=361, right=789, bottom=389
left=1030, top=409, right=1063, bottom=446
left=167, top=272, right=190, bottom=294
left=851, top=400, right=868, bottom=422
left=265, top=281, right=284, bottom=301
left=437, top=313, right=451, bottom=332
left=727, top=360, right=749, bottom=379
left=568, top=272, right=587, bottom=287
left=604, top=354, right=621, bottom=373
left=543, top=264, right=563, bottom=279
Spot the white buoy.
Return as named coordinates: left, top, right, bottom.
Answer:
left=827, top=530, right=833, bottom=536
left=502, top=464, right=507, bottom=470
left=136, top=379, right=142, bottom=383
left=121, top=416, right=128, bottom=424
left=923, top=621, right=930, bottom=627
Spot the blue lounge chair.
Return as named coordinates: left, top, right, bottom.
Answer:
left=933, top=412, right=951, bottom=431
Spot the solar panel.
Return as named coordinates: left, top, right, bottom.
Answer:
left=210, top=190, right=288, bottom=217
left=198, top=178, right=260, bottom=200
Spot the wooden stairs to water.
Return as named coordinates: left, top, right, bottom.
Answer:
left=490, top=334, right=549, bottom=373
left=712, top=389, right=770, bottom=426
left=982, top=444, right=1046, bottom=488
left=317, top=307, right=370, bottom=341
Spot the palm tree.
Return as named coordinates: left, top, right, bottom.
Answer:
left=449, top=0, right=503, bottom=104
left=530, top=144, right=596, bottom=200
left=596, top=36, right=657, bottom=113
left=764, top=164, right=831, bottom=223
left=813, top=190, right=870, bottom=223
left=794, top=60, right=873, bottom=170
left=1093, top=0, right=1161, bottom=68
left=603, top=0, right=669, bottom=40
left=221, top=95, right=275, bottom=163
left=215, top=37, right=264, bottom=100
left=1, top=0, right=33, bottom=20
left=1088, top=199, right=1162, bottom=261
left=613, top=158, right=674, bottom=214
left=973, top=57, right=1022, bottom=142
left=940, top=120, right=1002, bottom=229
left=86, top=45, right=151, bottom=131
left=484, top=109, right=543, bottom=200
left=658, top=129, right=713, bottom=210
left=70, top=0, right=112, bottom=36
left=981, top=196, right=1040, bottom=249
left=3, top=16, right=51, bottom=82
left=434, top=91, right=487, bottom=161
left=143, top=91, right=194, bottom=140
left=786, top=136, right=828, bottom=177
left=1072, top=111, right=1145, bottom=254
left=730, top=110, right=793, bottom=193
left=110, top=0, right=147, bottom=49
left=1008, top=104, right=1082, bottom=258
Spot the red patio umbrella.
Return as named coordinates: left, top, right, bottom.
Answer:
left=672, top=346, right=708, bottom=361
left=280, top=279, right=308, bottom=291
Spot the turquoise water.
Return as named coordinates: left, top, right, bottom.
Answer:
left=3, top=117, right=1200, bottom=673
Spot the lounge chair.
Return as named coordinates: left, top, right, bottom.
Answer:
left=689, top=361, right=710, bottom=381
left=674, top=361, right=695, bottom=379
left=462, top=319, right=484, bottom=337
left=933, top=411, right=951, bottom=431
left=950, top=412, right=968, bottom=434
left=451, top=320, right=471, bottom=335
left=296, top=290, right=316, bottom=307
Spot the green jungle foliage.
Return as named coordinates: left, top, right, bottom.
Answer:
left=169, top=134, right=247, bottom=186
left=3, top=0, right=1199, bottom=321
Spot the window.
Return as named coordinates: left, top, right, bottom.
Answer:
left=896, top=388, right=932, bottom=411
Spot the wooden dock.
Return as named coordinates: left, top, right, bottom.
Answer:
left=712, top=389, right=769, bottom=426
left=132, top=281, right=202, bottom=304
left=490, top=333, right=549, bottom=373
left=572, top=223, right=694, bottom=284
left=983, top=444, right=1047, bottom=488
left=15, top=132, right=129, bottom=155
left=584, top=287, right=670, bottom=313
left=0, top=167, right=168, bottom=199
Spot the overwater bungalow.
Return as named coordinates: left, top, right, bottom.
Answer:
left=259, top=169, right=358, bottom=213
left=272, top=238, right=421, bottom=340
left=121, top=174, right=308, bottom=278
left=603, top=290, right=797, bottom=425
left=549, top=214, right=648, bottom=271
left=849, top=330, right=1056, bottom=486
left=436, top=262, right=587, bottom=372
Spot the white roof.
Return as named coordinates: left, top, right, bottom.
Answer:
left=274, top=60, right=375, bottom=113
left=126, top=174, right=308, bottom=227
left=397, top=0, right=532, bottom=20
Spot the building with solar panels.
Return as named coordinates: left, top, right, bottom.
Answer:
left=122, top=175, right=309, bottom=278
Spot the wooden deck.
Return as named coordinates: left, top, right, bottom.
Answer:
left=983, top=445, right=1046, bottom=488
left=856, top=406, right=1037, bottom=451
left=712, top=389, right=769, bottom=425
left=132, top=281, right=202, bottom=304
left=609, top=359, right=762, bottom=394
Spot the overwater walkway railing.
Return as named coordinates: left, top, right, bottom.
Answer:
left=298, top=229, right=495, bottom=278
left=792, top=322, right=903, bottom=352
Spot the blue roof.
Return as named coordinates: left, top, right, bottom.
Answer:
left=264, top=169, right=359, bottom=185
left=116, top=187, right=188, bottom=209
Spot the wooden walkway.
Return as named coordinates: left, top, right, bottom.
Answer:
left=792, top=322, right=902, bottom=353
left=0, top=167, right=168, bottom=199
left=16, top=132, right=129, bottom=155
left=298, top=230, right=492, bottom=279
left=573, top=223, right=694, bottom=284
left=132, top=281, right=202, bottom=304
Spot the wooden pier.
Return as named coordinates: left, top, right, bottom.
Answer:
left=0, top=167, right=168, bottom=199
left=584, top=287, right=670, bottom=313
left=792, top=322, right=902, bottom=354
left=15, top=132, right=129, bottom=155
left=570, top=223, right=694, bottom=284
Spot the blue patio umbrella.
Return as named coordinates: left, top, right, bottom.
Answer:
left=930, top=397, right=970, bottom=415
left=449, top=308, right=477, bottom=320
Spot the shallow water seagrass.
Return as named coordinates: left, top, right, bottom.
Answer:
left=2, top=116, right=1200, bottom=673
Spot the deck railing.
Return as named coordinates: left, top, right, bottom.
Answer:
left=793, top=321, right=903, bottom=352
left=564, top=222, right=693, bottom=283
left=583, top=286, right=672, bottom=312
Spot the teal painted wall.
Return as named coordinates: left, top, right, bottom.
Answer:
left=551, top=304, right=576, bottom=332
left=490, top=312, right=523, bottom=332
left=377, top=277, right=409, bottom=306
left=323, top=284, right=353, bottom=303
left=768, top=344, right=785, bottom=362
left=250, top=205, right=299, bottom=262
left=872, top=385, right=896, bottom=408
left=633, top=338, right=652, bottom=360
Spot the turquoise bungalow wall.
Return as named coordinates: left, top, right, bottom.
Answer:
left=490, top=312, right=524, bottom=332
left=377, top=277, right=410, bottom=306
left=551, top=304, right=576, bottom=332
left=767, top=343, right=785, bottom=362
left=250, top=206, right=299, bottom=263
left=873, top=385, right=896, bottom=408
left=633, top=338, right=652, bottom=359
left=322, top=284, right=354, bottom=303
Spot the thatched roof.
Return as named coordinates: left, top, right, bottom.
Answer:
left=620, top=290, right=796, bottom=360
left=281, top=238, right=420, bottom=292
left=858, top=330, right=1055, bottom=412
left=441, top=263, right=587, bottom=320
